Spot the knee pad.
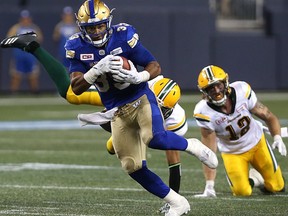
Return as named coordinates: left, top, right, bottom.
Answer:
left=121, top=156, right=142, bottom=174
left=232, top=186, right=252, bottom=196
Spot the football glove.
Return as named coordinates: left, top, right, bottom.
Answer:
left=84, top=55, right=122, bottom=84
left=112, top=60, right=150, bottom=84
left=272, top=135, right=287, bottom=156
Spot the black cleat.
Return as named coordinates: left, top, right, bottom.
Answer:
left=0, top=31, right=39, bottom=52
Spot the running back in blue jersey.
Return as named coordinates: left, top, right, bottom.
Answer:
left=65, top=23, right=156, bottom=109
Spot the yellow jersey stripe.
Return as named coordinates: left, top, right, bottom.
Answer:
left=193, top=113, right=210, bottom=122
left=166, top=116, right=186, bottom=131
left=245, top=84, right=252, bottom=99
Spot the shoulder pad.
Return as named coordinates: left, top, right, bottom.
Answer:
left=64, top=33, right=82, bottom=59
left=64, top=33, right=81, bottom=50
left=231, top=81, right=252, bottom=99
left=113, top=23, right=139, bottom=48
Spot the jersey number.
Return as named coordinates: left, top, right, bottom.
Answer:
left=94, top=74, right=130, bottom=92
left=225, top=116, right=251, bottom=140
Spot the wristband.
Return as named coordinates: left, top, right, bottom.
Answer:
left=139, top=70, right=150, bottom=82
left=83, top=67, right=99, bottom=84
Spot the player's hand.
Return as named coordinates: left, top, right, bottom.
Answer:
left=109, top=56, right=124, bottom=74
left=95, top=55, right=123, bottom=74
left=272, top=135, right=287, bottom=156
left=84, top=55, right=122, bottom=84
left=112, top=60, right=150, bottom=84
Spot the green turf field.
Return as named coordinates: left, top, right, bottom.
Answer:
left=0, top=93, right=287, bottom=215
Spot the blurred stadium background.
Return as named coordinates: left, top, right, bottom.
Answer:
left=0, top=1, right=288, bottom=215
left=0, top=0, right=288, bottom=93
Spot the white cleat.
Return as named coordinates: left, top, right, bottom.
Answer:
left=186, top=138, right=218, bottom=169
left=249, top=168, right=264, bottom=188
left=194, top=188, right=216, bottom=198
left=158, top=203, right=170, bottom=214
left=165, top=196, right=190, bottom=216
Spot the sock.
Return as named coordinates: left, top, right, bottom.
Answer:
left=129, top=161, right=170, bottom=198
left=205, top=180, right=215, bottom=190
left=169, top=163, right=181, bottom=193
left=33, top=47, right=70, bottom=98
left=163, top=189, right=181, bottom=204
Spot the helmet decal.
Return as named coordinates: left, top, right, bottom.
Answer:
left=157, top=79, right=178, bottom=103
left=76, top=0, right=113, bottom=47
left=197, top=65, right=230, bottom=106
left=88, top=0, right=96, bottom=19
left=153, top=78, right=181, bottom=109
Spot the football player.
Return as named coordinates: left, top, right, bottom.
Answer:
left=194, top=120, right=288, bottom=198
left=193, top=65, right=286, bottom=196
left=1, top=1, right=218, bottom=215
left=1, top=32, right=188, bottom=212
left=105, top=76, right=187, bottom=214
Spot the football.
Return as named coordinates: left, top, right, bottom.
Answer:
left=120, top=56, right=131, bottom=70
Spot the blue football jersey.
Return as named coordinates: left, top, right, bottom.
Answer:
left=65, top=23, right=156, bottom=109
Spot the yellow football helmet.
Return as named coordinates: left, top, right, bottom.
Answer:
left=152, top=78, right=181, bottom=119
left=76, top=0, right=113, bottom=47
left=198, top=65, right=230, bottom=106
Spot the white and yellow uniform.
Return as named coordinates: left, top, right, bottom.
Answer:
left=165, top=103, right=187, bottom=136
left=195, top=81, right=261, bottom=154
left=194, top=81, right=284, bottom=196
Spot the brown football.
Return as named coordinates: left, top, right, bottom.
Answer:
left=120, top=56, right=131, bottom=70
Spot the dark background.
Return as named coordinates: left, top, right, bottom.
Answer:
left=0, top=0, right=287, bottom=93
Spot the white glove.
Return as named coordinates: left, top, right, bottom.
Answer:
left=112, top=60, right=150, bottom=84
left=84, top=55, right=122, bottom=84
left=271, top=135, right=287, bottom=156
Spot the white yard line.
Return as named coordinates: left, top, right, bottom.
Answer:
left=0, top=119, right=287, bottom=131
left=1, top=92, right=288, bottom=106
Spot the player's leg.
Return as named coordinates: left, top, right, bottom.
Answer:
left=140, top=92, right=218, bottom=169
left=27, top=65, right=40, bottom=94
left=251, top=134, right=285, bottom=193
left=1, top=32, right=103, bottom=106
left=1, top=32, right=70, bottom=98
left=158, top=150, right=181, bottom=214
left=9, top=68, right=22, bottom=94
left=221, top=152, right=252, bottom=196
left=165, top=150, right=181, bottom=193
left=111, top=98, right=190, bottom=215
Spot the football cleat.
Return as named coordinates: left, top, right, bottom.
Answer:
left=165, top=196, right=190, bottom=216
left=186, top=138, right=218, bottom=169
left=158, top=203, right=170, bottom=214
left=249, top=168, right=264, bottom=188
left=194, top=187, right=216, bottom=198
left=0, top=31, right=39, bottom=52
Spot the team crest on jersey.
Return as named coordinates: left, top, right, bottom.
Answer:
left=66, top=50, right=75, bottom=59
left=215, top=117, right=228, bottom=125
left=128, top=33, right=139, bottom=48
left=99, top=50, right=105, bottom=56
left=110, top=47, right=123, bottom=56
left=80, top=54, right=94, bottom=60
